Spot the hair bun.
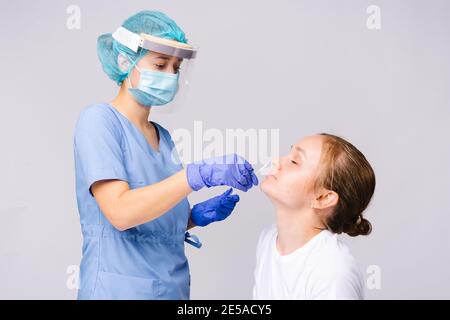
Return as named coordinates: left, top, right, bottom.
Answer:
left=344, top=216, right=372, bottom=237
left=357, top=217, right=372, bottom=236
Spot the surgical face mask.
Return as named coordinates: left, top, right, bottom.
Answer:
left=128, top=65, right=179, bottom=107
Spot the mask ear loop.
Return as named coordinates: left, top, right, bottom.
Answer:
left=118, top=52, right=144, bottom=89
left=126, top=57, right=140, bottom=89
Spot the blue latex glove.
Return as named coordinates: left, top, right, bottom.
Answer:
left=191, top=188, right=240, bottom=227
left=186, top=154, right=259, bottom=192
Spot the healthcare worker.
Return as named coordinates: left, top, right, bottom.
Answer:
left=73, top=11, right=258, bottom=300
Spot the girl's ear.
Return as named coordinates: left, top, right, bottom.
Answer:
left=117, top=53, right=131, bottom=72
left=312, top=190, right=339, bottom=210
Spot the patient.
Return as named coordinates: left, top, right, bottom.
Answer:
left=253, top=133, right=375, bottom=300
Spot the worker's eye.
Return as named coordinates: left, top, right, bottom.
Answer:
left=290, top=159, right=298, bottom=165
left=155, top=64, right=166, bottom=69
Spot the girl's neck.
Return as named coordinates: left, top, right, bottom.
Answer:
left=275, top=206, right=325, bottom=256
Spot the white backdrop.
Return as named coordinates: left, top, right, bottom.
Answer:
left=0, top=0, right=449, bottom=299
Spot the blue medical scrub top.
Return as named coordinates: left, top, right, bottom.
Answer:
left=73, top=103, right=195, bottom=300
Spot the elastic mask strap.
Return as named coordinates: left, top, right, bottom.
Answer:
left=126, top=57, right=141, bottom=89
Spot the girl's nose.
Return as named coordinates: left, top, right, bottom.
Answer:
left=269, top=157, right=281, bottom=175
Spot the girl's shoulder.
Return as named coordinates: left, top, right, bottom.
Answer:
left=256, top=224, right=277, bottom=253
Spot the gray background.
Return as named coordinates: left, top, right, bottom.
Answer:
left=1, top=0, right=449, bottom=299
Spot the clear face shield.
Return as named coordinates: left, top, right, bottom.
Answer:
left=112, top=26, right=198, bottom=113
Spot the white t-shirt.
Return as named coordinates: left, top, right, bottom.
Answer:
left=253, top=224, right=364, bottom=300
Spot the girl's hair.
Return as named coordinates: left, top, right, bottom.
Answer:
left=316, top=133, right=376, bottom=237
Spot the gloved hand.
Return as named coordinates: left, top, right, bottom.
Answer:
left=186, top=154, right=258, bottom=192
left=191, top=188, right=240, bottom=227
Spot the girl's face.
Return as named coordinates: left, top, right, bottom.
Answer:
left=260, top=135, right=325, bottom=210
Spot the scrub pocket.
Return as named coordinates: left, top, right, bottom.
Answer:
left=91, top=271, right=160, bottom=300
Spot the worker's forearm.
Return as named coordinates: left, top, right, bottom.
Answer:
left=187, top=217, right=196, bottom=230
left=115, top=169, right=193, bottom=230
